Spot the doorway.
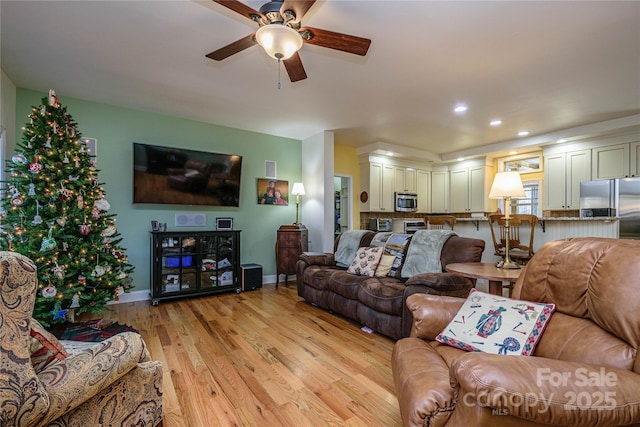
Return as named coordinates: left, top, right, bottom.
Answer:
left=333, top=175, right=352, bottom=236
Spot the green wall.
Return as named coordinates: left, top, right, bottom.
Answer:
left=15, top=88, right=302, bottom=293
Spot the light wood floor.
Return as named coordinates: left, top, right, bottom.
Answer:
left=99, top=282, right=402, bottom=427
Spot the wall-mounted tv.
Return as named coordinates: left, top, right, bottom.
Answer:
left=133, top=142, right=242, bottom=207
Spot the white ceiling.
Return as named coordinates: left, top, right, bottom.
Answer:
left=2, top=0, right=639, bottom=162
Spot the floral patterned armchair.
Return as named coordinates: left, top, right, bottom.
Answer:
left=0, top=251, right=163, bottom=427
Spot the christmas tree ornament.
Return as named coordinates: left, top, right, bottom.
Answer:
left=69, top=175, right=79, bottom=181
left=40, top=228, right=57, bottom=251
left=79, top=222, right=91, bottom=235
left=40, top=105, right=46, bottom=116
left=63, top=153, right=70, bottom=163
left=101, top=224, right=117, bottom=237
left=94, top=195, right=111, bottom=211
left=42, top=286, right=58, bottom=298
left=52, top=262, right=65, bottom=280
left=11, top=153, right=27, bottom=164
left=45, top=138, right=52, bottom=148
left=28, top=183, right=36, bottom=196
left=78, top=275, right=86, bottom=285
left=50, top=306, right=68, bottom=321
left=32, top=201, right=43, bottom=225
left=73, top=155, right=80, bottom=167
left=11, top=193, right=24, bottom=207
left=70, top=294, right=81, bottom=308
left=58, top=184, right=71, bottom=200
left=48, top=89, right=58, bottom=107
left=51, top=122, right=58, bottom=134
left=56, top=217, right=66, bottom=226
left=77, top=194, right=84, bottom=209
left=91, top=206, right=100, bottom=219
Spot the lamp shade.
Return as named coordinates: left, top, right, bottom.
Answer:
left=291, top=182, right=305, bottom=196
left=255, top=24, right=303, bottom=60
left=489, top=171, right=526, bottom=199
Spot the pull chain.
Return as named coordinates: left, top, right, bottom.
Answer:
left=277, top=59, right=282, bottom=90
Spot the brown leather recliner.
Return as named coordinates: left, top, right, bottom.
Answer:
left=392, top=237, right=640, bottom=427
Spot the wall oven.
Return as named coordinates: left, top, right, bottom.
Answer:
left=395, top=192, right=418, bottom=212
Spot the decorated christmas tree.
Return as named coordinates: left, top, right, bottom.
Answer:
left=0, top=90, right=134, bottom=324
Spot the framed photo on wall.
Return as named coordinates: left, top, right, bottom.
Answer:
left=257, top=178, right=289, bottom=205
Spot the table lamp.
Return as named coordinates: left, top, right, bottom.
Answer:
left=291, top=182, right=305, bottom=225
left=489, top=171, right=526, bottom=269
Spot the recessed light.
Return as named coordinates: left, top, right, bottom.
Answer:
left=556, top=138, right=568, bottom=143
left=457, top=157, right=465, bottom=161
left=454, top=104, right=468, bottom=113
left=490, top=119, right=502, bottom=126
left=509, top=151, right=518, bottom=155
left=518, top=131, right=530, bottom=137
left=386, top=151, right=394, bottom=156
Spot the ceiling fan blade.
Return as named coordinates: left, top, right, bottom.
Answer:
left=300, top=27, right=371, bottom=56
left=280, top=0, right=316, bottom=23
left=206, top=34, right=256, bottom=60
left=212, top=0, right=264, bottom=21
left=283, top=52, right=307, bottom=82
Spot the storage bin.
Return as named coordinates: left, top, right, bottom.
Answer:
left=166, top=255, right=193, bottom=268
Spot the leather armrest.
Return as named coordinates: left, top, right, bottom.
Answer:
left=452, top=353, right=640, bottom=426
left=405, top=272, right=473, bottom=293
left=36, top=332, right=149, bottom=424
left=404, top=293, right=465, bottom=340
left=299, top=252, right=335, bottom=267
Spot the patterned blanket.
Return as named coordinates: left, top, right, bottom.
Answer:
left=49, top=319, right=138, bottom=342
left=335, top=230, right=370, bottom=267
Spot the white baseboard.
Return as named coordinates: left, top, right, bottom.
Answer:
left=108, top=289, right=150, bottom=304
left=107, top=275, right=291, bottom=305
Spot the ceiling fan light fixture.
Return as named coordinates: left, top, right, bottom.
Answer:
left=255, top=24, right=303, bottom=60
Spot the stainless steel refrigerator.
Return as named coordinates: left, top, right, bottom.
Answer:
left=617, top=177, right=640, bottom=240
left=580, top=177, right=640, bottom=240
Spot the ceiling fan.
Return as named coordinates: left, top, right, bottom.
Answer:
left=206, top=0, right=372, bottom=82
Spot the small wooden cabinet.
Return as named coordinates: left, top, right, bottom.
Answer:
left=275, top=225, right=308, bottom=286
left=150, top=230, right=241, bottom=305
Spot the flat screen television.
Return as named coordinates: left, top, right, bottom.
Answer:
left=133, top=142, right=242, bottom=207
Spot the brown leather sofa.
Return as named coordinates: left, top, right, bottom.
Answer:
left=392, top=237, right=640, bottom=427
left=296, top=231, right=485, bottom=340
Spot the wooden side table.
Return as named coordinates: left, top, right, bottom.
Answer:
left=445, top=262, right=522, bottom=296
left=275, top=225, right=308, bottom=286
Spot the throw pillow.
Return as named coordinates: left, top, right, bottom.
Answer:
left=435, top=289, right=555, bottom=356
left=347, top=246, right=384, bottom=276
left=375, top=254, right=396, bottom=277
left=30, top=319, right=68, bottom=372
left=374, top=233, right=412, bottom=278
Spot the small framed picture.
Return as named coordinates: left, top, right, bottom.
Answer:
left=151, top=220, right=159, bottom=231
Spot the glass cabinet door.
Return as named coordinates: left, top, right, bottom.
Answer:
left=199, top=234, right=235, bottom=289
left=160, top=234, right=197, bottom=295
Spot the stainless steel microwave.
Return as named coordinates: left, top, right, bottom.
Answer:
left=394, top=192, right=418, bottom=212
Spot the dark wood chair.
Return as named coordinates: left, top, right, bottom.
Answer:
left=425, top=215, right=457, bottom=230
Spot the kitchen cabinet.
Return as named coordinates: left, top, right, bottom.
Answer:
left=416, top=169, right=431, bottom=213
left=632, top=142, right=640, bottom=177
left=592, top=143, right=630, bottom=179
left=395, top=167, right=417, bottom=193
left=150, top=230, right=241, bottom=305
left=449, top=164, right=494, bottom=213
left=431, top=170, right=449, bottom=213
left=544, top=149, right=591, bottom=210
left=592, top=141, right=640, bottom=179
left=361, top=161, right=395, bottom=212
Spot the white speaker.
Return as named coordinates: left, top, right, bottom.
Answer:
left=265, top=160, right=277, bottom=179
left=174, top=213, right=207, bottom=227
